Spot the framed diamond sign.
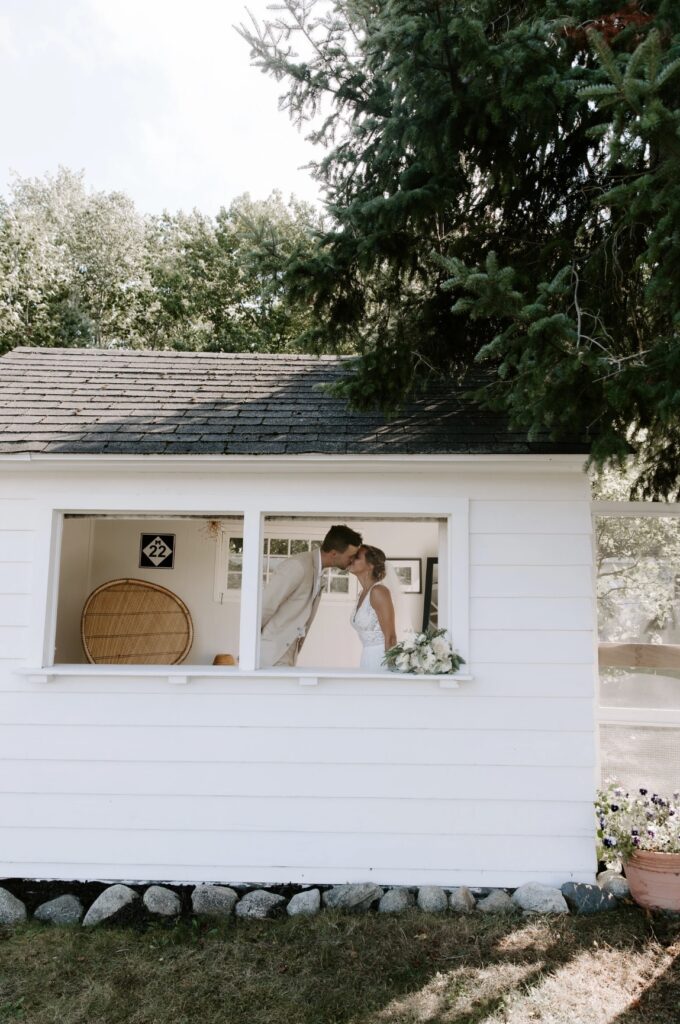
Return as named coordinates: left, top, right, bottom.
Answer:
left=139, top=533, right=175, bottom=569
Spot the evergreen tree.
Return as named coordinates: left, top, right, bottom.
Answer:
left=240, top=1, right=680, bottom=497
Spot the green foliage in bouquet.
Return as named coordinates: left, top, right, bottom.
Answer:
left=596, top=783, right=680, bottom=862
left=383, top=627, right=465, bottom=676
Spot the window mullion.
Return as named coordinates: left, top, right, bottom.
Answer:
left=239, top=510, right=263, bottom=671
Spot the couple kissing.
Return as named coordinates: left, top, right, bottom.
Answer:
left=260, top=524, right=399, bottom=669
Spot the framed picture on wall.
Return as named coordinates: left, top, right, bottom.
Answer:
left=140, top=533, right=175, bottom=569
left=422, top=557, right=438, bottom=631
left=386, top=558, right=421, bottom=593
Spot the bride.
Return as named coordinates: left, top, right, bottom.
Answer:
left=348, top=545, right=400, bottom=670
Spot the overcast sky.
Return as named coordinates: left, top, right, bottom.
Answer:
left=0, top=0, right=322, bottom=214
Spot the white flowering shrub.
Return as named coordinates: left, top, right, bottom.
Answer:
left=383, top=627, right=465, bottom=675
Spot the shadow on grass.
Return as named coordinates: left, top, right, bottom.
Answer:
left=1, top=908, right=678, bottom=1024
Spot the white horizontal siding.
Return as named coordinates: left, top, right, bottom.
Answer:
left=471, top=597, right=594, bottom=631
left=0, top=692, right=593, bottom=731
left=0, top=626, right=29, bottom=659
left=470, top=534, right=592, bottom=566
left=470, top=630, right=594, bottom=664
left=471, top=565, right=593, bottom=598
left=0, top=724, right=593, bottom=766
left=0, top=595, right=31, bottom=626
left=0, top=793, right=593, bottom=837
left=0, top=563, right=32, bottom=594
left=0, top=759, right=594, bottom=801
left=0, top=532, right=34, bottom=562
left=0, top=829, right=593, bottom=875
left=0, top=467, right=596, bottom=886
left=470, top=501, right=591, bottom=535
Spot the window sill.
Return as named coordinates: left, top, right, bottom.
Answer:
left=16, top=664, right=473, bottom=690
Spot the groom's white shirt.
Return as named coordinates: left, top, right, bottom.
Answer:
left=259, top=548, right=324, bottom=667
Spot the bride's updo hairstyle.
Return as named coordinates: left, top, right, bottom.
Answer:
left=362, top=545, right=387, bottom=582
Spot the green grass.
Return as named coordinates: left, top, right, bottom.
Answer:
left=0, top=908, right=678, bottom=1024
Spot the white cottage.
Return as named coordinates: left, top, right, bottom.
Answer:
left=0, top=347, right=596, bottom=887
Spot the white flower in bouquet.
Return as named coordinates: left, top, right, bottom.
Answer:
left=431, top=635, right=450, bottom=659
left=383, top=627, right=465, bottom=676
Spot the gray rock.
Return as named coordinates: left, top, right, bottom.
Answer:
left=34, top=894, right=83, bottom=925
left=322, top=884, right=384, bottom=912
left=287, top=889, right=321, bottom=917
left=597, top=870, right=631, bottom=900
left=511, top=883, right=569, bottom=915
left=449, top=887, right=476, bottom=913
left=379, top=887, right=415, bottom=914
left=235, top=889, right=286, bottom=919
left=82, top=884, right=139, bottom=927
left=561, top=882, right=618, bottom=915
left=417, top=886, right=448, bottom=913
left=0, top=887, right=27, bottom=926
left=143, top=885, right=181, bottom=918
left=191, top=884, right=238, bottom=918
left=476, top=889, right=515, bottom=914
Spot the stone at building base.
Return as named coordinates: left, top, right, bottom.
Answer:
left=476, top=889, right=515, bottom=914
left=287, top=889, right=321, bottom=917
left=191, top=885, right=238, bottom=918
left=0, top=887, right=27, bottom=926
left=512, top=883, right=569, bottom=914
left=235, top=889, right=286, bottom=919
left=449, top=887, right=476, bottom=913
left=561, top=882, right=618, bottom=914
left=379, top=888, right=415, bottom=913
left=34, top=894, right=83, bottom=925
left=417, top=886, right=448, bottom=913
left=322, top=884, right=384, bottom=912
left=82, top=884, right=139, bottom=927
left=143, top=885, right=181, bottom=917
left=597, top=870, right=631, bottom=900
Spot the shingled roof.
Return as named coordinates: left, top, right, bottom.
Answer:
left=0, top=347, right=589, bottom=457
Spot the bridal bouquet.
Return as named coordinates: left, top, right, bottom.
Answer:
left=383, top=627, right=465, bottom=675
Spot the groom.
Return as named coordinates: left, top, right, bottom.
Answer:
left=260, top=524, right=362, bottom=667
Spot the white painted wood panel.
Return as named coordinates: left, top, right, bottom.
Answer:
left=471, top=565, right=593, bottom=598
left=470, top=500, right=591, bottom=534
left=0, top=828, right=593, bottom=874
left=470, top=630, right=594, bottom=664
left=471, top=597, right=594, bottom=631
left=0, top=724, right=593, bottom=766
left=0, top=626, right=28, bottom=659
left=0, top=501, right=37, bottom=530
left=0, top=564, right=32, bottom=594
left=0, top=793, right=594, bottom=837
left=470, top=534, right=592, bottom=566
left=0, top=595, right=31, bottom=626
left=0, top=759, right=594, bottom=801
left=0, top=694, right=593, bottom=731
left=0, top=532, right=34, bottom=562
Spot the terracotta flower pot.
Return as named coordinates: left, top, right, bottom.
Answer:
left=624, top=851, right=680, bottom=911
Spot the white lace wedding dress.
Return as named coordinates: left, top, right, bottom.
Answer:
left=350, top=583, right=387, bottom=671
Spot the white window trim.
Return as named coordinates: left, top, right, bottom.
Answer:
left=31, top=502, right=471, bottom=681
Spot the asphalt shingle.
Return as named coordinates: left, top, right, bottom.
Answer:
left=0, top=347, right=590, bottom=457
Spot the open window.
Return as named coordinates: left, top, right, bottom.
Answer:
left=54, top=514, right=243, bottom=665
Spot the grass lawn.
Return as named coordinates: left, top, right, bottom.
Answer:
left=0, top=907, right=678, bottom=1024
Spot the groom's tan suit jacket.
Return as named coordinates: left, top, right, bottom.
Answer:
left=260, top=550, right=322, bottom=667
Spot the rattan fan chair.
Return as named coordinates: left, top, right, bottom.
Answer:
left=81, top=578, right=193, bottom=664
